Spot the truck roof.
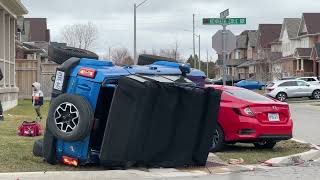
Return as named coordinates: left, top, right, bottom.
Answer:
left=70, top=58, right=206, bottom=83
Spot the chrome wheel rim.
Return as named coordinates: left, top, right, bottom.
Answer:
left=278, top=93, right=286, bottom=101
left=212, top=129, right=220, bottom=149
left=54, top=102, right=79, bottom=133
left=314, top=91, right=320, bottom=99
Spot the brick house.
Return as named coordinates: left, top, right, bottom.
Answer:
left=274, top=13, right=320, bottom=78
left=0, top=0, right=27, bottom=110
left=236, top=30, right=258, bottom=79
left=254, top=24, right=282, bottom=82
left=216, top=30, right=257, bottom=80
left=311, top=43, right=320, bottom=76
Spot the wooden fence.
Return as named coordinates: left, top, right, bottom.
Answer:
left=16, top=59, right=58, bottom=99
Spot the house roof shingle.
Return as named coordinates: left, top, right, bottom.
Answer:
left=303, top=13, right=320, bottom=34
left=248, top=31, right=258, bottom=47
left=237, top=60, right=257, bottom=68
left=258, top=24, right=282, bottom=48
left=295, top=48, right=312, bottom=57
left=216, top=59, right=247, bottom=67
left=236, top=35, right=248, bottom=49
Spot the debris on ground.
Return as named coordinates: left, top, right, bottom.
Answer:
left=228, top=158, right=244, bottom=165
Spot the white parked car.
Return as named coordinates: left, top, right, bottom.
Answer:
left=296, top=77, right=320, bottom=86
left=266, top=79, right=320, bottom=102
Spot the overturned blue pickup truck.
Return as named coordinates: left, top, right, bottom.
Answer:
left=33, top=57, right=222, bottom=168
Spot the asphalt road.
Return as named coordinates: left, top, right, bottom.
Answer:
left=171, top=162, right=320, bottom=180
left=181, top=102, right=320, bottom=180
left=289, top=103, right=320, bottom=145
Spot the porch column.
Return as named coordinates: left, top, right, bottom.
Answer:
left=0, top=10, right=4, bottom=87
left=5, top=14, right=10, bottom=87
left=301, top=59, right=304, bottom=70
left=296, top=59, right=299, bottom=71
left=313, top=60, right=316, bottom=76
left=10, top=17, right=15, bottom=87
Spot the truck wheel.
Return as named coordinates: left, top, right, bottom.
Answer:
left=33, top=139, right=44, bottom=157
left=47, top=94, right=94, bottom=142
left=210, top=125, right=225, bottom=152
left=49, top=45, right=98, bottom=65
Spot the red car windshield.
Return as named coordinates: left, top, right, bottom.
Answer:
left=225, top=89, right=273, bottom=102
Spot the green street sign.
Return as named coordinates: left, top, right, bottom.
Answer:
left=203, top=18, right=246, bottom=25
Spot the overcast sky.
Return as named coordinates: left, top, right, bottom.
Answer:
left=22, top=0, right=320, bottom=61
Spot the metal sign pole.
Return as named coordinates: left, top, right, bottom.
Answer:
left=222, top=24, right=227, bottom=86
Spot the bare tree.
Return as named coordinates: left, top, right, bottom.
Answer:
left=111, top=48, right=134, bottom=66
left=61, top=22, right=98, bottom=50
left=158, top=40, right=182, bottom=61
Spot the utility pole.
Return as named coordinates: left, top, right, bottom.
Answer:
left=134, top=0, right=148, bottom=64
left=134, top=3, right=137, bottom=64
left=207, top=49, right=209, bottom=77
left=198, top=34, right=201, bottom=70
left=193, top=14, right=196, bottom=68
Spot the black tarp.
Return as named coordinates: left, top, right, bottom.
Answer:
left=137, top=54, right=177, bottom=65
left=99, top=75, right=222, bottom=168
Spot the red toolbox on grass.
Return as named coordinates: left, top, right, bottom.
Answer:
left=18, top=121, right=42, bottom=137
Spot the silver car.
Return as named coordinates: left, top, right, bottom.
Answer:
left=296, top=77, right=320, bottom=86
left=266, top=80, right=320, bottom=102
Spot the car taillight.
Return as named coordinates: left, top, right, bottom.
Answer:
left=78, top=68, right=96, bottom=78
left=62, top=156, right=79, bottom=167
left=244, top=107, right=255, bottom=116
left=232, top=107, right=255, bottom=117
left=267, top=88, right=274, bottom=92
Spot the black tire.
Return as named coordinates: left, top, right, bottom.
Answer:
left=47, top=94, right=94, bottom=142
left=312, top=90, right=320, bottom=100
left=49, top=45, right=98, bottom=65
left=276, top=92, right=287, bottom=102
left=254, top=141, right=277, bottom=149
left=210, top=125, right=225, bottom=152
left=33, top=139, right=44, bottom=157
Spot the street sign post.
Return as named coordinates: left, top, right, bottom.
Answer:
left=203, top=9, right=246, bottom=85
left=220, top=9, right=229, bottom=18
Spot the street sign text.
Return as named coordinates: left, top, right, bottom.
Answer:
left=203, top=18, right=247, bottom=25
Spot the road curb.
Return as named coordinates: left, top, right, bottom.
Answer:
left=288, top=100, right=320, bottom=104
left=262, top=139, right=320, bottom=167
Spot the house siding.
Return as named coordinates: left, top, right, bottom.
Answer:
left=0, top=1, right=27, bottom=111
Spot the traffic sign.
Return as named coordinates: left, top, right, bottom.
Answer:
left=220, top=9, right=229, bottom=18
left=212, top=30, right=236, bottom=54
left=203, top=18, right=246, bottom=25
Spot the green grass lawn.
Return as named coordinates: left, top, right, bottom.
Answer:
left=0, top=100, right=312, bottom=172
left=216, top=140, right=311, bottom=165
left=0, top=100, right=98, bottom=172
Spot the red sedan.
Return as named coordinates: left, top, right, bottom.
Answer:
left=207, top=85, right=293, bottom=152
